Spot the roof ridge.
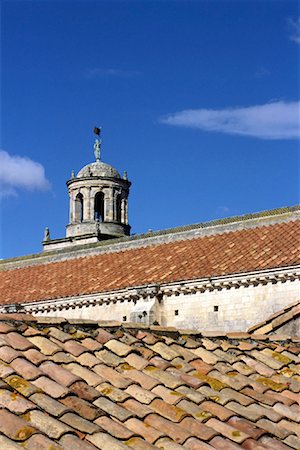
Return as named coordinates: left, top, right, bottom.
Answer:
left=0, top=313, right=299, bottom=340
left=1, top=204, right=299, bottom=266
left=1, top=213, right=299, bottom=272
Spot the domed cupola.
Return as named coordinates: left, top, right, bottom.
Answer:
left=65, top=128, right=131, bottom=242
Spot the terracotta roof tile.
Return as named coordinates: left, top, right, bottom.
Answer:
left=149, top=355, right=173, bottom=370
left=0, top=409, right=37, bottom=441
left=9, top=357, right=42, bottom=381
left=86, top=431, right=129, bottom=449
left=60, top=395, right=101, bottom=420
left=175, top=398, right=211, bottom=421
left=62, top=362, right=104, bottom=386
left=23, top=409, right=73, bottom=439
left=144, top=366, right=184, bottom=389
left=0, top=346, right=22, bottom=363
left=241, top=438, right=267, bottom=450
left=0, top=361, right=15, bottom=379
left=23, top=348, right=48, bottom=365
left=259, top=435, right=293, bottom=449
left=62, top=339, right=87, bottom=356
left=125, top=417, right=165, bottom=443
left=95, top=416, right=135, bottom=440
left=104, top=339, right=133, bottom=357
left=181, top=417, right=219, bottom=441
left=94, top=364, right=132, bottom=388
left=184, top=437, right=216, bottom=449
left=209, top=435, right=244, bottom=449
left=125, top=436, right=158, bottom=449
left=144, top=413, right=191, bottom=443
left=24, top=433, right=63, bottom=450
left=0, top=316, right=299, bottom=448
left=1, top=219, right=299, bottom=304
left=95, top=349, right=124, bottom=367
left=27, top=336, right=61, bottom=356
left=255, top=418, right=293, bottom=439
left=149, top=398, right=188, bottom=422
left=0, top=388, right=35, bottom=414
left=125, top=383, right=158, bottom=404
left=125, top=352, right=149, bottom=370
left=93, top=396, right=133, bottom=421
left=151, top=385, right=185, bottom=405
left=96, top=381, right=130, bottom=402
left=283, top=434, right=300, bottom=449
left=2, top=332, right=35, bottom=351
left=30, top=392, right=70, bottom=417
left=122, top=398, right=153, bottom=418
left=5, top=374, right=41, bottom=397
left=69, top=380, right=100, bottom=401
left=39, top=361, right=80, bottom=386
left=227, top=417, right=266, bottom=440
left=32, top=375, right=69, bottom=398
left=118, top=364, right=160, bottom=390
left=198, top=401, right=235, bottom=421
left=176, top=385, right=206, bottom=404
left=60, top=411, right=100, bottom=434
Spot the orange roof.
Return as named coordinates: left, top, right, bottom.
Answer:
left=0, top=314, right=299, bottom=449
left=1, top=219, right=299, bottom=305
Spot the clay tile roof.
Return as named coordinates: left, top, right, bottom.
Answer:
left=0, top=315, right=299, bottom=449
left=1, top=219, right=299, bottom=305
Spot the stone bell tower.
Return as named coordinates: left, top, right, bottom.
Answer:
left=43, top=129, right=131, bottom=251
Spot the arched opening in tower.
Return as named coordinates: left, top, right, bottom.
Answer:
left=116, top=194, right=122, bottom=223
left=94, top=192, right=105, bottom=222
left=75, top=193, right=84, bottom=222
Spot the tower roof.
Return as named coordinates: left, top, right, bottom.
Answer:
left=76, top=161, right=121, bottom=179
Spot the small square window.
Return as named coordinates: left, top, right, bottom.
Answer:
left=123, top=316, right=127, bottom=321
left=175, top=310, right=179, bottom=316
left=214, top=305, right=219, bottom=312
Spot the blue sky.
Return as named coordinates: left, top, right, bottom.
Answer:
left=1, top=0, right=299, bottom=259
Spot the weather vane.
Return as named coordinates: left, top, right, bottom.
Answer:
left=93, top=126, right=102, bottom=162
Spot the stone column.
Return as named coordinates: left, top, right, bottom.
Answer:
left=124, top=198, right=128, bottom=225
left=70, top=190, right=76, bottom=223
left=90, top=188, right=98, bottom=221
left=87, top=187, right=92, bottom=221
left=83, top=188, right=89, bottom=221
left=121, top=198, right=125, bottom=224
left=105, top=188, right=114, bottom=222
left=69, top=191, right=73, bottom=224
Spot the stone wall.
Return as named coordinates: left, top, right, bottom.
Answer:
left=25, top=277, right=300, bottom=332
left=159, top=279, right=299, bottom=331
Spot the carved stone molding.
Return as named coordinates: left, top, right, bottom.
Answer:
left=4, top=265, right=299, bottom=315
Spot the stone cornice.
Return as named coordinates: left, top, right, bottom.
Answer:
left=4, top=265, right=299, bottom=314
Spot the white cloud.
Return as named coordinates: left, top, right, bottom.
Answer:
left=160, top=101, right=300, bottom=140
left=0, top=150, right=50, bottom=197
left=288, top=17, right=300, bottom=44
left=86, top=68, right=141, bottom=78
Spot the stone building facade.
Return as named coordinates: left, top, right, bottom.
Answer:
left=0, top=136, right=299, bottom=331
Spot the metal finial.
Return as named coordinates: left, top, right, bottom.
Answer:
left=93, top=126, right=102, bottom=162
